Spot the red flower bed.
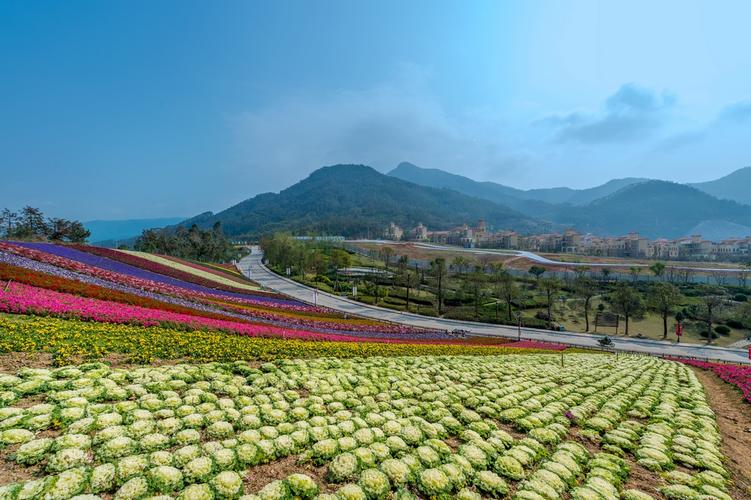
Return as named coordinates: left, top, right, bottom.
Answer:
left=668, top=357, right=751, bottom=403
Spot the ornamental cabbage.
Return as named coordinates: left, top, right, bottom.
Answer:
left=114, top=476, right=150, bottom=500
left=418, top=468, right=451, bottom=496
left=473, top=470, right=508, bottom=497
left=178, top=483, right=214, bottom=500
left=149, top=466, right=184, bottom=493
left=15, top=438, right=53, bottom=465
left=1, top=428, right=34, bottom=445
left=285, top=473, right=319, bottom=498
left=328, top=453, right=359, bottom=482
left=46, top=447, right=90, bottom=472
left=379, top=459, right=412, bottom=486
left=45, top=468, right=89, bottom=500
left=257, top=479, right=290, bottom=500
left=184, top=456, right=214, bottom=483
left=211, top=471, right=243, bottom=499
left=358, top=469, right=390, bottom=499
left=335, top=483, right=367, bottom=500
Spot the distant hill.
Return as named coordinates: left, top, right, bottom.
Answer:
left=85, top=217, right=185, bottom=243
left=387, top=162, right=648, bottom=208
left=552, top=181, right=751, bottom=239
left=686, top=220, right=751, bottom=242
left=689, top=167, right=751, bottom=205
left=181, top=164, right=546, bottom=237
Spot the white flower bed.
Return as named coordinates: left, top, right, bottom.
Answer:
left=0, top=355, right=731, bottom=499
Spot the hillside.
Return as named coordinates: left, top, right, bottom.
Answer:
left=183, top=165, right=545, bottom=237
left=689, top=167, right=751, bottom=205
left=552, top=181, right=751, bottom=239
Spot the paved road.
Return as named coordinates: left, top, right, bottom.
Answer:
left=238, top=250, right=751, bottom=364
left=351, top=240, right=751, bottom=273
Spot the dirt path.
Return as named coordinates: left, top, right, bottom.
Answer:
left=692, top=367, right=751, bottom=498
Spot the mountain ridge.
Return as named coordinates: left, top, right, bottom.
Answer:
left=178, top=164, right=547, bottom=238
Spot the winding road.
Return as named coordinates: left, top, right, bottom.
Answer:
left=238, top=249, right=751, bottom=364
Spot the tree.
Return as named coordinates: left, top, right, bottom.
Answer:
left=648, top=282, right=683, bottom=339
left=610, top=283, right=645, bottom=335
left=452, top=256, right=470, bottom=277
left=629, top=266, right=642, bottom=282
left=574, top=277, right=597, bottom=332
left=600, top=268, right=611, bottom=282
left=380, top=247, right=395, bottom=270
left=430, top=258, right=448, bottom=315
left=539, top=277, right=561, bottom=323
left=329, top=249, right=351, bottom=291
left=400, top=270, right=419, bottom=312
left=67, top=221, right=90, bottom=243
left=528, top=265, right=546, bottom=283
left=495, top=269, right=521, bottom=322
left=0, top=209, right=17, bottom=238
left=15, top=206, right=48, bottom=238
left=464, top=266, right=487, bottom=320
left=47, top=218, right=72, bottom=241
left=649, top=262, right=666, bottom=280
left=701, top=290, right=725, bottom=343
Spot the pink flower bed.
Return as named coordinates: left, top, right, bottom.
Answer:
left=668, top=357, right=751, bottom=402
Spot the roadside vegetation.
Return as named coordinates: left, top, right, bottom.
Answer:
left=261, top=234, right=751, bottom=346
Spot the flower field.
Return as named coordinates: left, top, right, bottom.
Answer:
left=0, top=241, right=745, bottom=498
left=0, top=354, right=735, bottom=500
left=0, top=242, right=454, bottom=341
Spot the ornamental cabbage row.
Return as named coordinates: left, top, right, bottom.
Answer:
left=0, top=354, right=732, bottom=499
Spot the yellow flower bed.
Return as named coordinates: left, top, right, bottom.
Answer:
left=118, top=250, right=260, bottom=291
left=0, top=315, right=549, bottom=366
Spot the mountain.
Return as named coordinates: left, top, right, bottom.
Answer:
left=685, top=220, right=751, bottom=242
left=387, top=162, right=648, bottom=207
left=689, top=167, right=751, bottom=205
left=84, top=217, right=185, bottom=243
left=182, top=165, right=546, bottom=237
left=551, top=181, right=751, bottom=239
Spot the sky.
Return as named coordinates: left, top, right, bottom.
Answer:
left=1, top=0, right=750, bottom=220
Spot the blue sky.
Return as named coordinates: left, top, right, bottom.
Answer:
left=1, top=0, right=750, bottom=220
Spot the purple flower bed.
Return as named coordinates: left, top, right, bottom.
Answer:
left=0, top=250, right=451, bottom=341
left=14, top=242, right=305, bottom=307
